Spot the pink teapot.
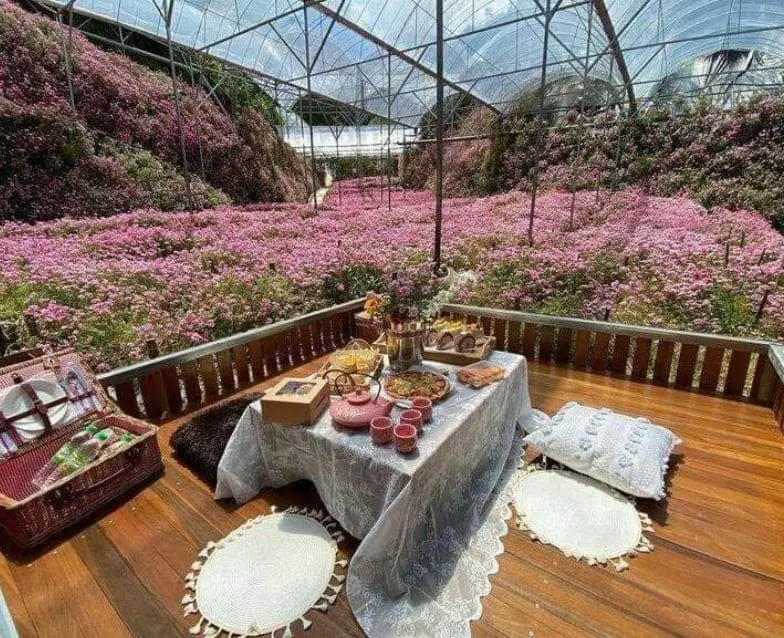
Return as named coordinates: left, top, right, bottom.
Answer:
left=329, top=373, right=392, bottom=429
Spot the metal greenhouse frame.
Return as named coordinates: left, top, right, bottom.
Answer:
left=25, top=0, right=784, bottom=270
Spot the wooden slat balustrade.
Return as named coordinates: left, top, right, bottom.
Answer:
left=6, top=353, right=784, bottom=638
left=443, top=304, right=782, bottom=414
left=96, top=300, right=364, bottom=421
left=3, top=306, right=784, bottom=637
left=93, top=300, right=784, bottom=433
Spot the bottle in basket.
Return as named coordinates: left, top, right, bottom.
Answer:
left=39, top=439, right=99, bottom=488
left=31, top=423, right=98, bottom=488
left=103, top=432, right=135, bottom=455
left=35, top=425, right=117, bottom=489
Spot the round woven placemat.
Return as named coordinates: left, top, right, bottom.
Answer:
left=512, top=469, right=654, bottom=570
left=182, top=508, right=347, bottom=636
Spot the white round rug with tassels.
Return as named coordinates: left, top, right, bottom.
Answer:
left=511, top=468, right=654, bottom=571
left=182, top=506, right=347, bottom=637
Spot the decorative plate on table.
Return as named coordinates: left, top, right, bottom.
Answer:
left=383, top=370, right=450, bottom=402
left=2, top=379, right=71, bottom=441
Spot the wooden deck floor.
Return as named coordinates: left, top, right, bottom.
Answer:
left=1, top=357, right=783, bottom=637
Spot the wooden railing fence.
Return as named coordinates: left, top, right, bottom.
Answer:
left=90, top=299, right=784, bottom=431
left=97, top=300, right=364, bottom=420
left=442, top=304, right=783, bottom=418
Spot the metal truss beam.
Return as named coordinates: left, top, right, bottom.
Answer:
left=592, top=0, right=637, bottom=112
left=304, top=0, right=501, bottom=115
left=285, top=1, right=590, bottom=86
left=196, top=1, right=325, bottom=53
left=37, top=1, right=414, bottom=128
left=309, top=0, right=346, bottom=72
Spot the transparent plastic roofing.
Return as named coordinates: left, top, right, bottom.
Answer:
left=46, top=0, right=784, bottom=125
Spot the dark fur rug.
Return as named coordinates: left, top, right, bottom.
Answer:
left=170, top=394, right=263, bottom=486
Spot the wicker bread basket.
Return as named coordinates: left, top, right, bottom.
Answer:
left=0, top=349, right=163, bottom=548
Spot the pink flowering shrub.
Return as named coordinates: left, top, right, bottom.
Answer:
left=0, top=97, right=227, bottom=220
left=403, top=97, right=784, bottom=229
left=0, top=2, right=310, bottom=220
left=1, top=182, right=781, bottom=368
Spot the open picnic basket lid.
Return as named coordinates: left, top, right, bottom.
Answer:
left=0, top=347, right=157, bottom=508
left=0, top=348, right=111, bottom=439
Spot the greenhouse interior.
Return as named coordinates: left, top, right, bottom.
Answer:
left=0, top=0, right=783, bottom=636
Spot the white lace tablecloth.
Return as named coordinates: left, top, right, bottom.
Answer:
left=215, top=352, right=531, bottom=637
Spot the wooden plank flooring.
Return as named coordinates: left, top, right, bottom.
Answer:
left=1, top=358, right=783, bottom=637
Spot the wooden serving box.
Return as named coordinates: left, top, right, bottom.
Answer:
left=261, top=377, right=330, bottom=426
left=374, top=334, right=496, bottom=366
left=0, top=349, right=163, bottom=549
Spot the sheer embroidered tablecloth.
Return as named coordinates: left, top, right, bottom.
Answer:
left=215, top=351, right=531, bottom=637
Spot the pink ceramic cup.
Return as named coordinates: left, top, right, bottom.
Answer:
left=411, top=397, right=433, bottom=422
left=400, top=409, right=423, bottom=433
left=394, top=423, right=418, bottom=454
left=370, top=416, right=394, bottom=445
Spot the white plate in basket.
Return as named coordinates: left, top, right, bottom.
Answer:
left=2, top=379, right=72, bottom=441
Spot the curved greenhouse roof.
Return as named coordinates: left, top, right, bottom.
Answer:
left=40, top=0, right=784, bottom=125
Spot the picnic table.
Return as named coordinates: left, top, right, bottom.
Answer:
left=216, top=351, right=532, bottom=637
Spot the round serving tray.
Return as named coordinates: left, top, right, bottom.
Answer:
left=382, top=369, right=451, bottom=402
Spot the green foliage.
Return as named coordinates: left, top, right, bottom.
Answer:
left=59, top=125, right=90, bottom=167
left=322, top=264, right=383, bottom=303
left=117, top=146, right=228, bottom=210
left=417, top=93, right=478, bottom=140
left=326, top=155, right=395, bottom=180
left=192, top=53, right=281, bottom=127
left=0, top=282, right=35, bottom=319
left=73, top=311, right=141, bottom=359
left=402, top=92, right=784, bottom=227
left=710, top=287, right=753, bottom=335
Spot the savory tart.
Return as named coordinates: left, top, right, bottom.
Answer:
left=384, top=371, right=450, bottom=401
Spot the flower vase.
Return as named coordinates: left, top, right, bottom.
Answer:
left=386, top=325, right=424, bottom=372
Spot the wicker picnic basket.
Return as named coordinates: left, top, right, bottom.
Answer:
left=0, top=349, right=163, bottom=548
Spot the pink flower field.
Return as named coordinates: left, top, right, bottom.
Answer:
left=1, top=179, right=781, bottom=369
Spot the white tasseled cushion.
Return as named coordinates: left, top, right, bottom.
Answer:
left=523, top=403, right=681, bottom=499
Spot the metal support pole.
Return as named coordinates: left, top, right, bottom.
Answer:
left=187, top=53, right=208, bottom=181
left=387, top=53, right=393, bottom=212
left=55, top=11, right=76, bottom=111
left=569, top=3, right=593, bottom=230
left=356, top=71, right=363, bottom=194
left=527, top=0, right=553, bottom=248
left=596, top=52, right=615, bottom=204
left=433, top=0, right=444, bottom=274
left=303, top=5, right=319, bottom=212
left=592, top=0, right=637, bottom=113
left=611, top=107, right=627, bottom=193
left=298, top=88, right=307, bottom=178
left=335, top=133, right=342, bottom=205
left=161, top=0, right=194, bottom=208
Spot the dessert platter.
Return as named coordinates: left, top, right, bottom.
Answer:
left=374, top=318, right=496, bottom=366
